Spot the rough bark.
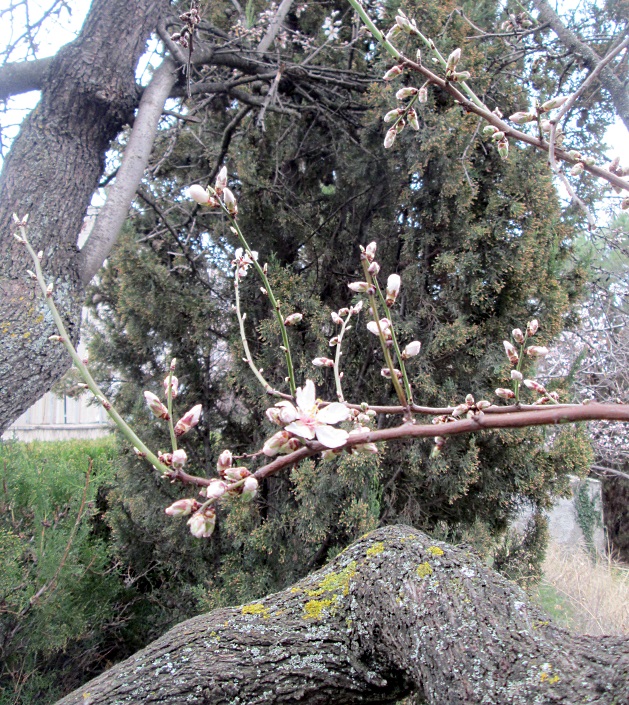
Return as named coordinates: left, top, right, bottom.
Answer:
left=55, top=525, right=628, bottom=705
left=0, top=0, right=167, bottom=433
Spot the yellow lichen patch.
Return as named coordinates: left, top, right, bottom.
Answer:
left=290, top=587, right=301, bottom=593
left=22, top=331, right=31, bottom=339
left=241, top=603, right=271, bottom=619
left=303, top=598, right=335, bottom=620
left=416, top=562, right=433, bottom=578
left=34, top=314, right=44, bottom=324
left=366, top=542, right=385, bottom=557
left=305, top=561, right=357, bottom=597
left=427, top=546, right=444, bottom=557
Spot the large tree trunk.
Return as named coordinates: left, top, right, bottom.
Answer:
left=56, top=525, right=628, bottom=704
left=0, top=0, right=167, bottom=433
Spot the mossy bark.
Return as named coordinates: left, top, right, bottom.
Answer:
left=56, top=525, right=628, bottom=704
left=0, top=0, right=166, bottom=433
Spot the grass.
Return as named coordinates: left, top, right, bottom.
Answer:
left=533, top=540, right=629, bottom=635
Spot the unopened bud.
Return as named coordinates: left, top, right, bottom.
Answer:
left=384, top=127, right=397, bottom=149
left=144, top=391, right=170, bottom=420
left=523, top=379, right=546, bottom=393
left=188, top=184, right=211, bottom=205
left=383, top=65, right=403, bottom=81
left=385, top=273, right=401, bottom=306
left=527, top=319, right=539, bottom=336
left=217, top=449, right=233, bottom=472
left=407, top=108, right=419, bottom=130
left=511, top=370, right=523, bottom=381
left=222, top=188, right=238, bottom=216
left=215, top=165, right=228, bottom=193
left=48, top=335, right=63, bottom=342
left=284, top=313, right=303, bottom=326
left=37, top=251, right=43, bottom=260
left=348, top=281, right=370, bottom=293
left=497, top=139, right=509, bottom=159
left=503, top=341, right=519, bottom=364
left=313, top=357, right=335, bottom=367
left=418, top=87, right=428, bottom=103
left=174, top=403, right=202, bottom=436
left=403, top=340, right=421, bottom=358
left=368, top=261, right=380, bottom=275
left=187, top=508, right=216, bottom=538
left=446, top=48, right=461, bottom=71
left=512, top=328, right=524, bottom=343
left=526, top=345, right=549, bottom=357
left=483, top=125, right=499, bottom=135
left=570, top=163, right=584, bottom=176
left=364, top=242, right=377, bottom=261
left=163, top=375, right=179, bottom=398
left=541, top=95, right=570, bottom=111
left=395, top=87, right=418, bottom=100
left=165, top=498, right=198, bottom=516
left=172, top=448, right=188, bottom=469
left=241, top=476, right=259, bottom=502
left=495, top=388, right=515, bottom=399
left=509, top=111, right=535, bottom=124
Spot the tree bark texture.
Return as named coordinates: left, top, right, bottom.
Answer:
left=55, top=525, right=628, bottom=705
left=0, top=0, right=167, bottom=433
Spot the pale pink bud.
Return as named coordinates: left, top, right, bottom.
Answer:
left=222, top=187, right=237, bottom=216
left=144, top=391, right=170, bottom=420
left=313, top=357, right=335, bottom=367
left=348, top=281, right=370, bottom=293
left=452, top=403, right=469, bottom=418
left=222, top=466, right=251, bottom=482
left=187, top=508, right=216, bottom=538
left=385, top=273, right=401, bottom=306
left=383, top=109, right=401, bottom=124
left=215, top=166, right=228, bottom=193
left=446, top=48, right=461, bottom=71
left=263, top=430, right=292, bottom=457
left=329, top=336, right=339, bottom=346
left=367, top=319, right=391, bottom=337
left=503, top=340, right=519, bottom=364
left=217, top=449, right=233, bottom=472
left=512, top=328, right=524, bottom=344
left=241, top=476, right=259, bottom=502
left=284, top=313, right=303, bottom=326
left=174, top=403, right=202, bottom=436
left=523, top=379, right=546, bottom=393
left=331, top=312, right=342, bottom=324
left=368, top=261, right=380, bottom=275
left=165, top=498, right=199, bottom=516
left=403, top=340, right=422, bottom=357
left=351, top=300, right=364, bottom=314
left=381, top=367, right=402, bottom=379
left=495, top=388, right=515, bottom=399
left=204, top=480, right=227, bottom=500
left=511, top=370, right=523, bottom=381
left=476, top=400, right=491, bottom=410
left=541, top=95, right=570, bottom=111
left=465, top=394, right=474, bottom=405
left=509, top=111, right=535, bottom=124
left=527, top=319, right=539, bottom=336
left=418, top=87, right=428, bottom=103
left=570, top=163, right=584, bottom=176
left=407, top=108, right=419, bottom=131
left=453, top=71, right=471, bottom=81
left=163, top=375, right=179, bottom=398
left=383, top=65, right=403, bottom=80
left=384, top=128, right=397, bottom=149
left=266, top=407, right=283, bottom=425
left=172, top=448, right=187, bottom=469
left=395, top=87, right=418, bottom=100
left=188, top=184, right=211, bottom=205
left=338, top=307, right=350, bottom=316
left=526, top=346, right=549, bottom=357
left=159, top=451, right=173, bottom=466
left=364, top=242, right=377, bottom=261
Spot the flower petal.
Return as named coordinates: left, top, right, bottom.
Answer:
left=295, top=379, right=316, bottom=412
left=276, top=400, right=298, bottom=424
left=315, top=424, right=349, bottom=449
left=316, top=402, right=349, bottom=425
left=285, top=420, right=315, bottom=440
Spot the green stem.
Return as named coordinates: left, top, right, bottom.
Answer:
left=361, top=261, right=408, bottom=409
left=372, top=277, right=413, bottom=406
left=21, top=230, right=171, bottom=476
left=217, top=198, right=297, bottom=396
left=513, top=331, right=528, bottom=403
left=333, top=311, right=353, bottom=402
left=167, top=366, right=177, bottom=452
left=234, top=275, right=274, bottom=393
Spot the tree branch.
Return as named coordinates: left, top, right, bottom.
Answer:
left=78, top=59, right=178, bottom=286
left=53, top=525, right=629, bottom=705
left=257, top=0, right=294, bottom=54
left=0, top=55, right=53, bottom=101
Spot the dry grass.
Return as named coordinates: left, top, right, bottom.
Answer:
left=536, top=541, right=629, bottom=635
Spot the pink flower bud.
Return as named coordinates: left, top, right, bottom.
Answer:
left=351, top=300, right=364, bottom=314
left=476, top=400, right=491, bottom=410
left=338, top=307, right=350, bottom=316
left=241, top=476, right=259, bottom=502
left=446, top=48, right=461, bottom=71
left=527, top=319, right=539, bottom=336
left=222, top=187, right=237, bottom=216
left=284, top=313, right=303, bottom=326
left=368, top=261, right=380, bottom=275
left=509, top=112, right=535, bottom=124
left=407, top=108, right=419, bottom=131
left=222, top=466, right=251, bottom=482
left=383, top=65, right=403, bottom=81
left=526, top=346, right=549, bottom=357
left=395, top=87, right=418, bottom=100
left=159, top=451, right=173, bottom=466
left=385, top=273, right=401, bottom=306
left=163, top=375, right=179, bottom=398
left=174, top=403, right=202, bottom=436
left=511, top=370, right=523, bottom=381
left=384, top=127, right=397, bottom=149
left=367, top=318, right=391, bottom=337
left=204, top=480, right=227, bottom=500
left=503, top=340, right=519, bottom=365
left=451, top=403, right=469, bottom=418
left=165, top=498, right=199, bottom=516
left=263, top=430, right=292, bottom=457
left=188, top=185, right=211, bottom=205
left=403, top=340, right=422, bottom=357
left=187, top=508, right=216, bottom=538
left=331, top=312, right=342, bottom=324
left=541, top=95, right=570, bottom=111
left=495, top=388, right=515, bottom=399
left=512, top=328, right=524, bottom=344
left=217, top=449, right=232, bottom=472
left=523, top=379, right=546, bottom=393
left=172, top=448, right=187, bottom=469
left=381, top=367, right=402, bottom=379
left=465, top=394, right=474, bottom=405
left=215, top=166, right=228, bottom=194
left=348, top=281, right=370, bottom=293
left=144, top=391, right=170, bottom=420
left=313, top=357, right=335, bottom=367
left=364, top=242, right=377, bottom=261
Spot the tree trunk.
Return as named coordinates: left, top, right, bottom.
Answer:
left=55, top=525, right=628, bottom=704
left=0, top=0, right=167, bottom=433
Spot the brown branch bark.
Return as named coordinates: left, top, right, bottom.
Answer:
left=0, top=55, right=53, bottom=101
left=54, top=525, right=629, bottom=704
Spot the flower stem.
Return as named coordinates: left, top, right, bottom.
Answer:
left=167, top=365, right=178, bottom=452
left=21, top=229, right=171, bottom=476
left=333, top=311, right=354, bottom=402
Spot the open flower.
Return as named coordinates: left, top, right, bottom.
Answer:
left=232, top=248, right=258, bottom=279
left=279, top=380, right=349, bottom=448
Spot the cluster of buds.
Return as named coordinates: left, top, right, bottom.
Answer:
left=188, top=166, right=238, bottom=217
left=608, top=157, right=629, bottom=203
left=500, top=12, right=533, bottom=31
left=386, top=9, right=421, bottom=42
left=483, top=125, right=509, bottom=160
left=451, top=393, right=491, bottom=419
left=496, top=320, right=553, bottom=403
left=382, top=86, right=423, bottom=149
left=444, top=48, right=470, bottom=82
left=170, top=2, right=201, bottom=49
